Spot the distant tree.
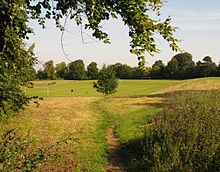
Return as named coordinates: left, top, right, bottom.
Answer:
left=43, top=60, right=55, bottom=80
left=166, top=58, right=179, bottom=79
left=196, top=56, right=217, bottom=77
left=36, top=69, right=47, bottom=80
left=110, top=63, right=133, bottom=79
left=150, top=60, right=166, bottom=79
left=166, top=52, right=195, bottom=79
left=55, top=62, right=67, bottom=79
left=87, top=62, right=99, bottom=79
left=66, top=59, right=86, bottom=80
left=217, top=62, right=220, bottom=76
left=93, top=65, right=118, bottom=96
left=203, top=56, right=217, bottom=76
left=131, top=67, right=149, bottom=79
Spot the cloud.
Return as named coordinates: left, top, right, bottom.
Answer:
left=166, top=8, right=220, bottom=22
left=167, top=10, right=220, bottom=31
left=176, top=23, right=220, bottom=31
left=175, top=11, right=220, bottom=21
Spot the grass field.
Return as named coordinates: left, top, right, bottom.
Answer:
left=23, top=79, right=182, bottom=97
left=2, top=77, right=220, bottom=171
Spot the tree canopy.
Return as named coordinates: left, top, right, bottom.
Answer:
left=66, top=59, right=86, bottom=80
left=87, top=62, right=99, bottom=79
left=1, top=0, right=180, bottom=62
left=93, top=65, right=118, bottom=96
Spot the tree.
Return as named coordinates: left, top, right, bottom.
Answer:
left=0, top=0, right=179, bottom=117
left=87, top=62, right=99, bottom=79
left=150, top=60, right=166, bottom=79
left=93, top=66, right=118, bottom=96
left=131, top=67, right=149, bottom=79
left=25, top=0, right=179, bottom=64
left=166, top=52, right=195, bottom=79
left=43, top=60, right=55, bottom=80
left=217, top=62, right=220, bottom=77
left=66, top=59, right=86, bottom=80
left=110, top=63, right=133, bottom=79
left=0, top=0, right=37, bottom=117
left=55, top=62, right=67, bottom=79
left=28, top=67, right=37, bottom=81
left=196, top=56, right=217, bottom=77
left=36, top=69, right=47, bottom=80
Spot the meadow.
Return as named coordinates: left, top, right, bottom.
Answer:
left=23, top=79, right=181, bottom=97
left=1, top=77, right=220, bottom=171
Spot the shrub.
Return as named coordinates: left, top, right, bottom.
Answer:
left=93, top=65, right=118, bottom=96
left=143, top=90, right=220, bottom=171
left=0, top=130, right=57, bottom=171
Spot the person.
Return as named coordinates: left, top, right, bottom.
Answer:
left=71, top=89, right=73, bottom=94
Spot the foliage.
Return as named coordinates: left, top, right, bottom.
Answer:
left=196, top=56, right=217, bottom=77
left=166, top=52, right=195, bottom=79
left=132, top=66, right=150, bottom=79
left=36, top=69, right=47, bottom=80
left=142, top=90, right=220, bottom=171
left=66, top=59, right=86, bottom=80
left=218, top=63, right=220, bottom=76
left=36, top=53, right=219, bottom=81
left=110, top=63, right=133, bottom=79
left=150, top=60, right=166, bottom=79
left=43, top=60, right=56, bottom=80
left=0, top=129, right=52, bottom=171
left=0, top=0, right=180, bottom=117
left=26, top=0, right=180, bottom=65
left=93, top=66, right=118, bottom=96
left=55, top=61, right=67, bottom=79
left=0, top=0, right=37, bottom=117
left=87, top=62, right=99, bottom=79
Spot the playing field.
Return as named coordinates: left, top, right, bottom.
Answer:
left=23, top=79, right=182, bottom=97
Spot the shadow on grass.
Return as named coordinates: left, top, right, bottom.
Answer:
left=113, top=137, right=147, bottom=172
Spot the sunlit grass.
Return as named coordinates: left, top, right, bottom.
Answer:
left=24, top=79, right=181, bottom=97
left=2, top=77, right=220, bottom=170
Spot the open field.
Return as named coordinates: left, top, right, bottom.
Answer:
left=23, top=79, right=182, bottom=97
left=2, top=77, right=220, bottom=171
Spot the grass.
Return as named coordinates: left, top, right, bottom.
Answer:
left=0, top=97, right=110, bottom=171
left=96, top=97, right=162, bottom=142
left=157, top=77, right=220, bottom=94
left=2, top=77, right=220, bottom=171
left=142, top=90, right=220, bottom=171
left=24, top=79, right=181, bottom=97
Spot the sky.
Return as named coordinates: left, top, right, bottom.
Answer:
left=27, top=0, right=220, bottom=69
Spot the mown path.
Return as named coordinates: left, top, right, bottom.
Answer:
left=106, top=125, right=125, bottom=172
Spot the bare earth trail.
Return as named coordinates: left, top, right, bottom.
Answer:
left=106, top=125, right=126, bottom=172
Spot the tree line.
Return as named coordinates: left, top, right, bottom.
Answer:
left=35, top=52, right=220, bottom=81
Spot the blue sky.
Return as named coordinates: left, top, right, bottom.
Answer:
left=28, top=0, right=220, bottom=68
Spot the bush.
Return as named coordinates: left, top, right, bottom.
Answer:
left=0, top=130, right=57, bottom=171
left=143, top=90, right=220, bottom=171
left=93, top=65, right=118, bottom=96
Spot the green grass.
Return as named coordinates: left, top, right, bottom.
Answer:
left=2, top=77, right=220, bottom=171
left=0, top=97, right=110, bottom=171
left=24, top=79, right=181, bottom=97
left=142, top=90, right=220, bottom=171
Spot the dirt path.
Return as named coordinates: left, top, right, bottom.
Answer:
left=106, top=125, right=126, bottom=172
